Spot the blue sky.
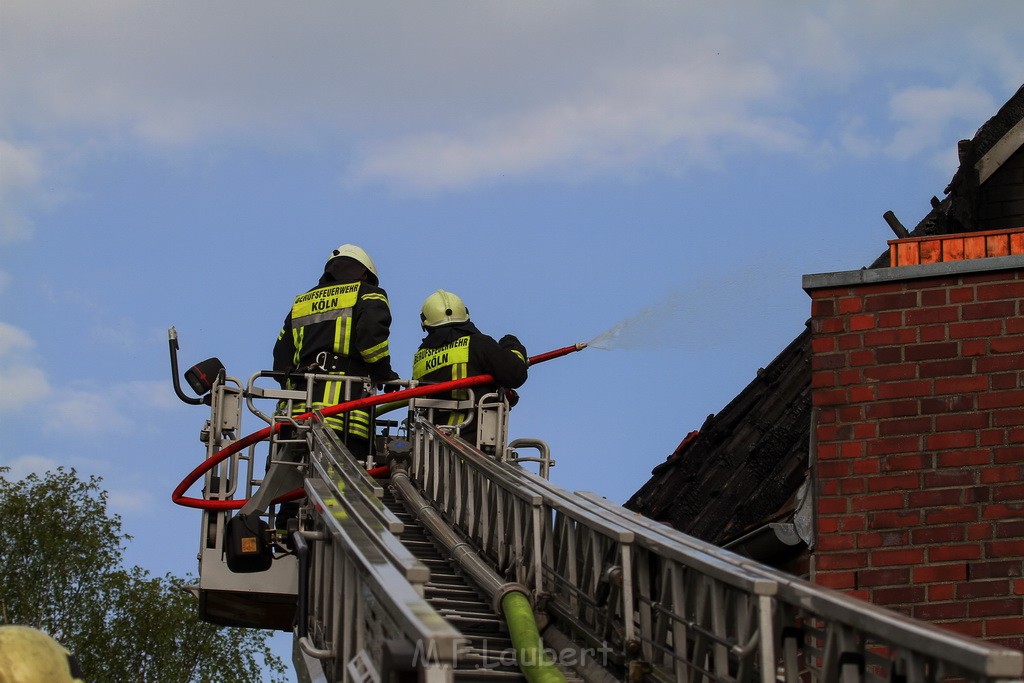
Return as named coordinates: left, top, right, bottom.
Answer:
left=2, top=0, right=1022, bottom=672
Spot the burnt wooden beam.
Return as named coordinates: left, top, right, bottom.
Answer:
left=883, top=210, right=910, bottom=239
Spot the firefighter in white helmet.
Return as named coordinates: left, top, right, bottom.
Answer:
left=272, top=244, right=400, bottom=458
left=413, top=290, right=528, bottom=442
left=0, top=625, right=84, bottom=683
left=243, top=245, right=401, bottom=528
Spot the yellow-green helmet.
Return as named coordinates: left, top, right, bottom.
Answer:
left=421, top=290, right=470, bottom=328
left=0, top=625, right=84, bottom=683
left=328, top=244, right=378, bottom=281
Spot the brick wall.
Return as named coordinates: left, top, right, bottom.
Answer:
left=806, top=261, right=1024, bottom=650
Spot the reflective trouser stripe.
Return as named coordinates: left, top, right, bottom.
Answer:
left=448, top=363, right=469, bottom=425
left=291, top=404, right=371, bottom=440
left=325, top=409, right=370, bottom=439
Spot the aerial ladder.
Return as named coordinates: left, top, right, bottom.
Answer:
left=169, top=328, right=1024, bottom=683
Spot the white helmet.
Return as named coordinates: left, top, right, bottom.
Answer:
left=421, top=290, right=470, bottom=328
left=328, top=244, right=378, bottom=281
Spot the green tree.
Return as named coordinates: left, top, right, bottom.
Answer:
left=0, top=467, right=287, bottom=682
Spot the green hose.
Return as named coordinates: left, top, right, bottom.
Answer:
left=373, top=398, right=409, bottom=416
left=501, top=592, right=567, bottom=683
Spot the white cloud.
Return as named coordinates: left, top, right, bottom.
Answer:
left=0, top=1, right=1021, bottom=191
left=118, top=380, right=179, bottom=411
left=0, top=365, right=50, bottom=410
left=981, top=35, right=1024, bottom=94
left=1, top=454, right=61, bottom=481
left=0, top=320, right=173, bottom=430
left=42, top=380, right=178, bottom=436
left=0, top=322, right=50, bottom=410
left=90, top=316, right=142, bottom=351
left=885, top=84, right=996, bottom=160
left=44, top=388, right=128, bottom=434
left=0, top=140, right=41, bottom=191
left=350, top=59, right=803, bottom=191
left=0, top=321, right=35, bottom=355
left=837, top=82, right=1001, bottom=168
left=0, top=139, right=43, bottom=243
left=0, top=454, right=150, bottom=519
left=838, top=116, right=880, bottom=159
left=108, top=489, right=155, bottom=514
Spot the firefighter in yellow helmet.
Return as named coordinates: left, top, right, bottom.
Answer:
left=413, top=290, right=528, bottom=443
left=0, top=625, right=84, bottom=683
left=272, top=244, right=400, bottom=458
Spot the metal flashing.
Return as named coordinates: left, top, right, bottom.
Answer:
left=803, top=253, right=1024, bottom=292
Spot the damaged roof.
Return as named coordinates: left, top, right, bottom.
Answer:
left=624, top=84, right=1024, bottom=551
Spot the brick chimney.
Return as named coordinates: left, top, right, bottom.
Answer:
left=803, top=227, right=1024, bottom=651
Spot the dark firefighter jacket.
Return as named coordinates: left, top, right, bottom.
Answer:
left=273, top=267, right=398, bottom=440
left=412, top=322, right=527, bottom=432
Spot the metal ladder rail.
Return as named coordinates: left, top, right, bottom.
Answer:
left=575, top=491, right=1024, bottom=683
left=411, top=419, right=549, bottom=593
left=305, top=419, right=409, bottom=548
left=500, top=464, right=781, bottom=683
left=451, top=431, right=782, bottom=683
left=413, top=421, right=655, bottom=679
left=298, top=423, right=464, bottom=682
left=416, top=421, right=765, bottom=681
left=412, top=420, right=640, bottom=592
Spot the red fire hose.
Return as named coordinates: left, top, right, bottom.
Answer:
left=171, top=343, right=586, bottom=510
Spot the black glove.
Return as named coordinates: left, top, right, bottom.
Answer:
left=499, top=334, right=527, bottom=359
left=374, top=370, right=401, bottom=393
left=504, top=388, right=520, bottom=407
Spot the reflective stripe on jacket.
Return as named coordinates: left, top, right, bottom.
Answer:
left=273, top=279, right=396, bottom=439
left=412, top=323, right=527, bottom=429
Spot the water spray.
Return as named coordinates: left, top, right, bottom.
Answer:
left=171, top=342, right=588, bottom=510
left=583, top=286, right=732, bottom=352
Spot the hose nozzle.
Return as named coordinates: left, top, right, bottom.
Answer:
left=527, top=342, right=589, bottom=366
